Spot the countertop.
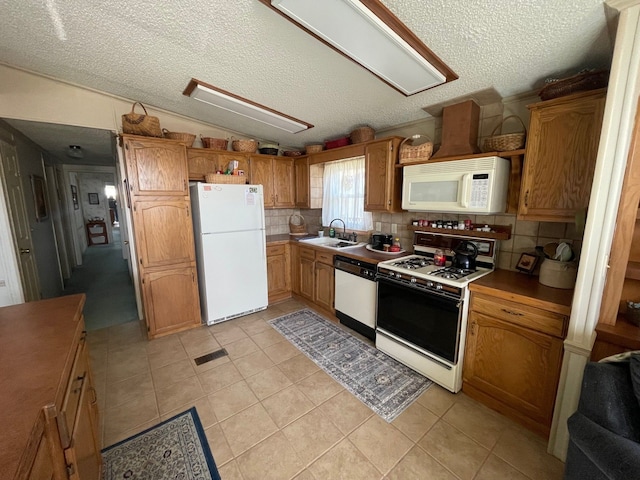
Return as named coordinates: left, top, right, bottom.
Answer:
left=470, top=269, right=574, bottom=316
left=266, top=234, right=410, bottom=264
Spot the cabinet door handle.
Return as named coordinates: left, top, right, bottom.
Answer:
left=524, top=190, right=529, bottom=207
left=501, top=308, right=524, bottom=316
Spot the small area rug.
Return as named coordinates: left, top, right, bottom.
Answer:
left=102, top=407, right=221, bottom=480
left=269, top=309, right=432, bottom=422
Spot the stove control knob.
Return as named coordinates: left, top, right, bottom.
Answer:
left=396, top=273, right=402, bottom=280
left=389, top=272, right=395, bottom=277
left=410, top=277, right=417, bottom=283
left=435, top=283, right=443, bottom=290
left=426, top=281, right=434, bottom=288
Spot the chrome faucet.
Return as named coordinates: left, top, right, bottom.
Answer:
left=329, top=218, right=346, bottom=239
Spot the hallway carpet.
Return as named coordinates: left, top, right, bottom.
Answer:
left=63, top=228, right=138, bottom=331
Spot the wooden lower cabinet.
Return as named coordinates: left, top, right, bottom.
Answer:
left=290, top=243, right=300, bottom=295
left=463, top=292, right=567, bottom=438
left=293, top=245, right=334, bottom=313
left=1, top=295, right=101, bottom=480
left=314, top=262, right=335, bottom=312
left=299, top=257, right=315, bottom=301
left=266, top=244, right=291, bottom=303
left=142, top=266, right=201, bottom=338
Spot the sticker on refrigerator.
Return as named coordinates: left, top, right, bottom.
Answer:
left=245, top=186, right=258, bottom=205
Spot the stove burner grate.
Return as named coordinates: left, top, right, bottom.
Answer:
left=389, top=257, right=434, bottom=270
left=429, top=267, right=476, bottom=280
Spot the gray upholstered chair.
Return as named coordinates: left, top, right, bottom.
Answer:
left=564, top=352, right=640, bottom=479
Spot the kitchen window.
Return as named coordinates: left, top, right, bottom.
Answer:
left=322, top=156, right=373, bottom=231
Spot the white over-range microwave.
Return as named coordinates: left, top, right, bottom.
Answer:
left=401, top=156, right=510, bottom=214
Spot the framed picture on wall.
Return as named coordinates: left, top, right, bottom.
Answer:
left=71, top=185, right=79, bottom=210
left=31, top=175, right=48, bottom=222
left=88, top=192, right=99, bottom=205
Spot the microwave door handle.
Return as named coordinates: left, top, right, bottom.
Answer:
left=461, top=174, right=471, bottom=207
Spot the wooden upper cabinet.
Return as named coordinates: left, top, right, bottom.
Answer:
left=132, top=201, right=196, bottom=268
left=364, top=138, right=402, bottom=212
left=122, top=135, right=189, bottom=196
left=187, top=148, right=217, bottom=181
left=218, top=152, right=251, bottom=177
left=273, top=157, right=295, bottom=207
left=518, top=89, right=606, bottom=222
left=294, top=157, right=310, bottom=208
left=250, top=155, right=294, bottom=208
left=187, top=149, right=251, bottom=181
left=250, top=156, right=275, bottom=206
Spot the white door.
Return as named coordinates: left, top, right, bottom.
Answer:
left=0, top=139, right=40, bottom=301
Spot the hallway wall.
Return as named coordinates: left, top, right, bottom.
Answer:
left=0, top=120, right=63, bottom=299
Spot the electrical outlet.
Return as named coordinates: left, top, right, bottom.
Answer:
left=375, top=221, right=382, bottom=231
left=391, top=223, right=397, bottom=234
left=0, top=280, right=5, bottom=287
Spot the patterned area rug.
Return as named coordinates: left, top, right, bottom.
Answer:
left=269, top=309, right=432, bottom=422
left=102, top=407, right=221, bottom=480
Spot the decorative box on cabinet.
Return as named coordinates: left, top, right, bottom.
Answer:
left=121, top=134, right=201, bottom=339
left=86, top=220, right=107, bottom=246
left=518, top=89, right=606, bottom=222
left=0, top=294, right=101, bottom=480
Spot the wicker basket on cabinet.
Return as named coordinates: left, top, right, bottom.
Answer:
left=289, top=214, right=307, bottom=235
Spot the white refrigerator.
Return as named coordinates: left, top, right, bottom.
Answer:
left=190, top=183, right=268, bottom=325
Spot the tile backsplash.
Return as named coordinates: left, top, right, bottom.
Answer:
left=266, top=208, right=583, bottom=272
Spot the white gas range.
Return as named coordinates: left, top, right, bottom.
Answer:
left=375, top=231, right=497, bottom=393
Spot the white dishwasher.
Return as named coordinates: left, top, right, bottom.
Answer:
left=334, top=255, right=377, bottom=340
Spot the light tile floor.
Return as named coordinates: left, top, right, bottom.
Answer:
left=88, top=299, right=565, bottom=480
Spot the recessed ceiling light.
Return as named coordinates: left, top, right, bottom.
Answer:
left=68, top=145, right=83, bottom=158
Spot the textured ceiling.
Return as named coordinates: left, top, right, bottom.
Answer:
left=0, top=0, right=615, bottom=162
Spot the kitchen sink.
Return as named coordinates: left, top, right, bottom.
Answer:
left=299, top=237, right=366, bottom=250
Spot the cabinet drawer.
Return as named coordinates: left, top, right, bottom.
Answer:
left=299, top=247, right=315, bottom=261
left=471, top=293, right=567, bottom=338
left=316, top=251, right=334, bottom=266
left=267, top=244, right=286, bottom=256
left=59, top=337, right=88, bottom=448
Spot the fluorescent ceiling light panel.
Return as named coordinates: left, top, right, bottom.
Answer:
left=183, top=79, right=313, bottom=134
left=267, top=0, right=456, bottom=95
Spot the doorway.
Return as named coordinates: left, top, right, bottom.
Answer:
left=0, top=119, right=140, bottom=330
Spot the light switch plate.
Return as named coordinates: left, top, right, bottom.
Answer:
left=375, top=222, right=381, bottom=231
left=391, top=223, right=397, bottom=233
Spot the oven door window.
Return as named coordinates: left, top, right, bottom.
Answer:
left=377, top=278, right=461, bottom=364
